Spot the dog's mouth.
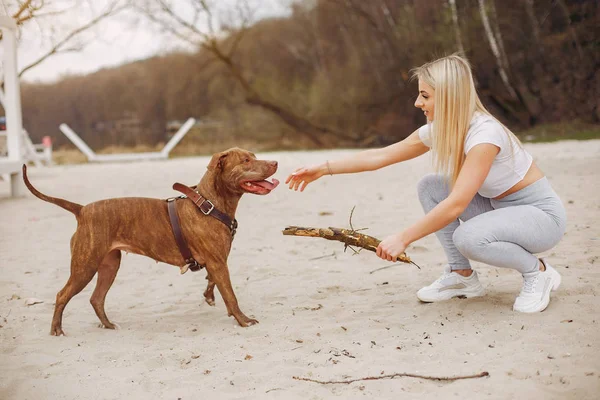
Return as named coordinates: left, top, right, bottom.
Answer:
left=240, top=178, right=280, bottom=195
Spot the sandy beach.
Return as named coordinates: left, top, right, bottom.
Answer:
left=1, top=140, right=599, bottom=400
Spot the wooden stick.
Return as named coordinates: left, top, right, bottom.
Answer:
left=293, top=371, right=489, bottom=384
left=282, top=226, right=420, bottom=269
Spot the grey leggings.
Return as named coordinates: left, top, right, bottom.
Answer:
left=417, top=174, right=567, bottom=274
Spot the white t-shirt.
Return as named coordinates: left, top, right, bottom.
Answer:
left=418, top=112, right=533, bottom=198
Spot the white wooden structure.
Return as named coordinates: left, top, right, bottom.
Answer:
left=0, top=16, right=25, bottom=197
left=0, top=129, right=53, bottom=167
left=23, top=132, right=53, bottom=167
left=59, top=117, right=196, bottom=162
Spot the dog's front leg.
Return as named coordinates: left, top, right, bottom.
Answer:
left=206, top=262, right=257, bottom=327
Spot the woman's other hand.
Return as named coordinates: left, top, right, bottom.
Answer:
left=285, top=164, right=326, bottom=191
left=376, top=233, right=409, bottom=262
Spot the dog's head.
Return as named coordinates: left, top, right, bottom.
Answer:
left=207, top=147, right=279, bottom=195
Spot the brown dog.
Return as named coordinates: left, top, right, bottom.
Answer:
left=23, top=148, right=279, bottom=336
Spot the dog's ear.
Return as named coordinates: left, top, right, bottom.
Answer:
left=207, top=151, right=228, bottom=171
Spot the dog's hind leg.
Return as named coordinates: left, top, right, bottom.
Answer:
left=51, top=236, right=103, bottom=336
left=90, top=249, right=122, bottom=330
left=204, top=274, right=216, bottom=306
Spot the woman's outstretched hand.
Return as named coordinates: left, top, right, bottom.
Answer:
left=285, top=164, right=325, bottom=191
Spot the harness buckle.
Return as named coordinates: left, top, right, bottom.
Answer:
left=200, top=199, right=215, bottom=215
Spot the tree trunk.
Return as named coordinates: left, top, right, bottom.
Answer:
left=524, top=0, right=543, bottom=55
left=491, top=0, right=542, bottom=121
left=478, top=0, right=518, bottom=100
left=448, top=0, right=465, bottom=54
left=203, top=38, right=354, bottom=146
left=555, top=0, right=585, bottom=62
left=487, top=0, right=511, bottom=75
left=245, top=96, right=355, bottom=146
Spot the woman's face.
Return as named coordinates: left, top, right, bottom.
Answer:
left=414, top=79, right=435, bottom=121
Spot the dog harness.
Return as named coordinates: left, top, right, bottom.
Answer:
left=166, top=182, right=238, bottom=273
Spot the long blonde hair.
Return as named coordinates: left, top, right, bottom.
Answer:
left=411, top=54, right=520, bottom=185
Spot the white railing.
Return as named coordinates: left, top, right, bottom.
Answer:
left=59, top=117, right=196, bottom=163
left=0, top=130, right=53, bottom=167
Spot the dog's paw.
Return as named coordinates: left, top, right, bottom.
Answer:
left=50, top=328, right=65, bottom=336
left=205, top=298, right=215, bottom=306
left=237, top=316, right=259, bottom=327
left=98, top=322, right=121, bottom=330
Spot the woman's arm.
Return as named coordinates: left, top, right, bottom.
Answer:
left=328, top=129, right=430, bottom=174
left=376, top=143, right=500, bottom=261
left=287, top=129, right=429, bottom=191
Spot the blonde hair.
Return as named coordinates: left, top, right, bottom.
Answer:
left=411, top=54, right=520, bottom=185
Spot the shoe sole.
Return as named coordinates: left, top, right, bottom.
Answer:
left=552, top=270, right=561, bottom=291
left=417, top=286, right=486, bottom=303
left=514, top=268, right=561, bottom=313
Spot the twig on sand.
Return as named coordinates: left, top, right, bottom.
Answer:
left=308, top=252, right=336, bottom=261
left=265, top=387, right=283, bottom=393
left=293, top=371, right=489, bottom=384
left=369, top=265, right=397, bottom=274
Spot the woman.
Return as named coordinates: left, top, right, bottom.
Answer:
left=285, top=54, right=566, bottom=313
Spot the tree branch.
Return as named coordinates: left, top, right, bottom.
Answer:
left=282, top=226, right=420, bottom=268
left=17, top=2, right=129, bottom=79
left=156, top=0, right=210, bottom=41
left=13, top=0, right=34, bottom=21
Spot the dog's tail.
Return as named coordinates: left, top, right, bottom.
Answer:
left=22, top=164, right=83, bottom=216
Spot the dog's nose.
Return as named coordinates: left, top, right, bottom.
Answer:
left=269, top=161, right=278, bottom=168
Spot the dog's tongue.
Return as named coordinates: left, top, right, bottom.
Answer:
left=253, top=178, right=279, bottom=191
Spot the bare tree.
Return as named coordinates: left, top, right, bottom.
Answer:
left=135, top=0, right=355, bottom=146
left=0, top=0, right=130, bottom=82
left=327, top=0, right=400, bottom=60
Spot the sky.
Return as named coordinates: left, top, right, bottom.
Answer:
left=8, top=0, right=291, bottom=84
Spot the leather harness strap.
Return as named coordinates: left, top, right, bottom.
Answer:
left=166, top=183, right=238, bottom=273
left=172, top=183, right=238, bottom=236
left=167, top=199, right=202, bottom=272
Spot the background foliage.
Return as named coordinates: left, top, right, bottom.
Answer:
left=19, top=0, right=600, bottom=151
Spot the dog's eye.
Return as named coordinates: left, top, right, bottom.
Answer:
left=244, top=158, right=250, bottom=163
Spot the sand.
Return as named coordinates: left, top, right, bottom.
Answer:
left=1, top=140, right=599, bottom=400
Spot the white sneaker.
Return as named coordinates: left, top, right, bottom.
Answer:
left=513, top=258, right=561, bottom=313
left=417, top=266, right=485, bottom=302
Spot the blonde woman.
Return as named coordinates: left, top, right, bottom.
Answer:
left=285, top=54, right=566, bottom=313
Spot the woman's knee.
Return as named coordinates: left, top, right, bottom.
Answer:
left=452, top=225, right=484, bottom=260
left=417, top=174, right=449, bottom=206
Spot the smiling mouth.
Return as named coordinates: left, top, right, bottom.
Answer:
left=241, top=178, right=280, bottom=194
